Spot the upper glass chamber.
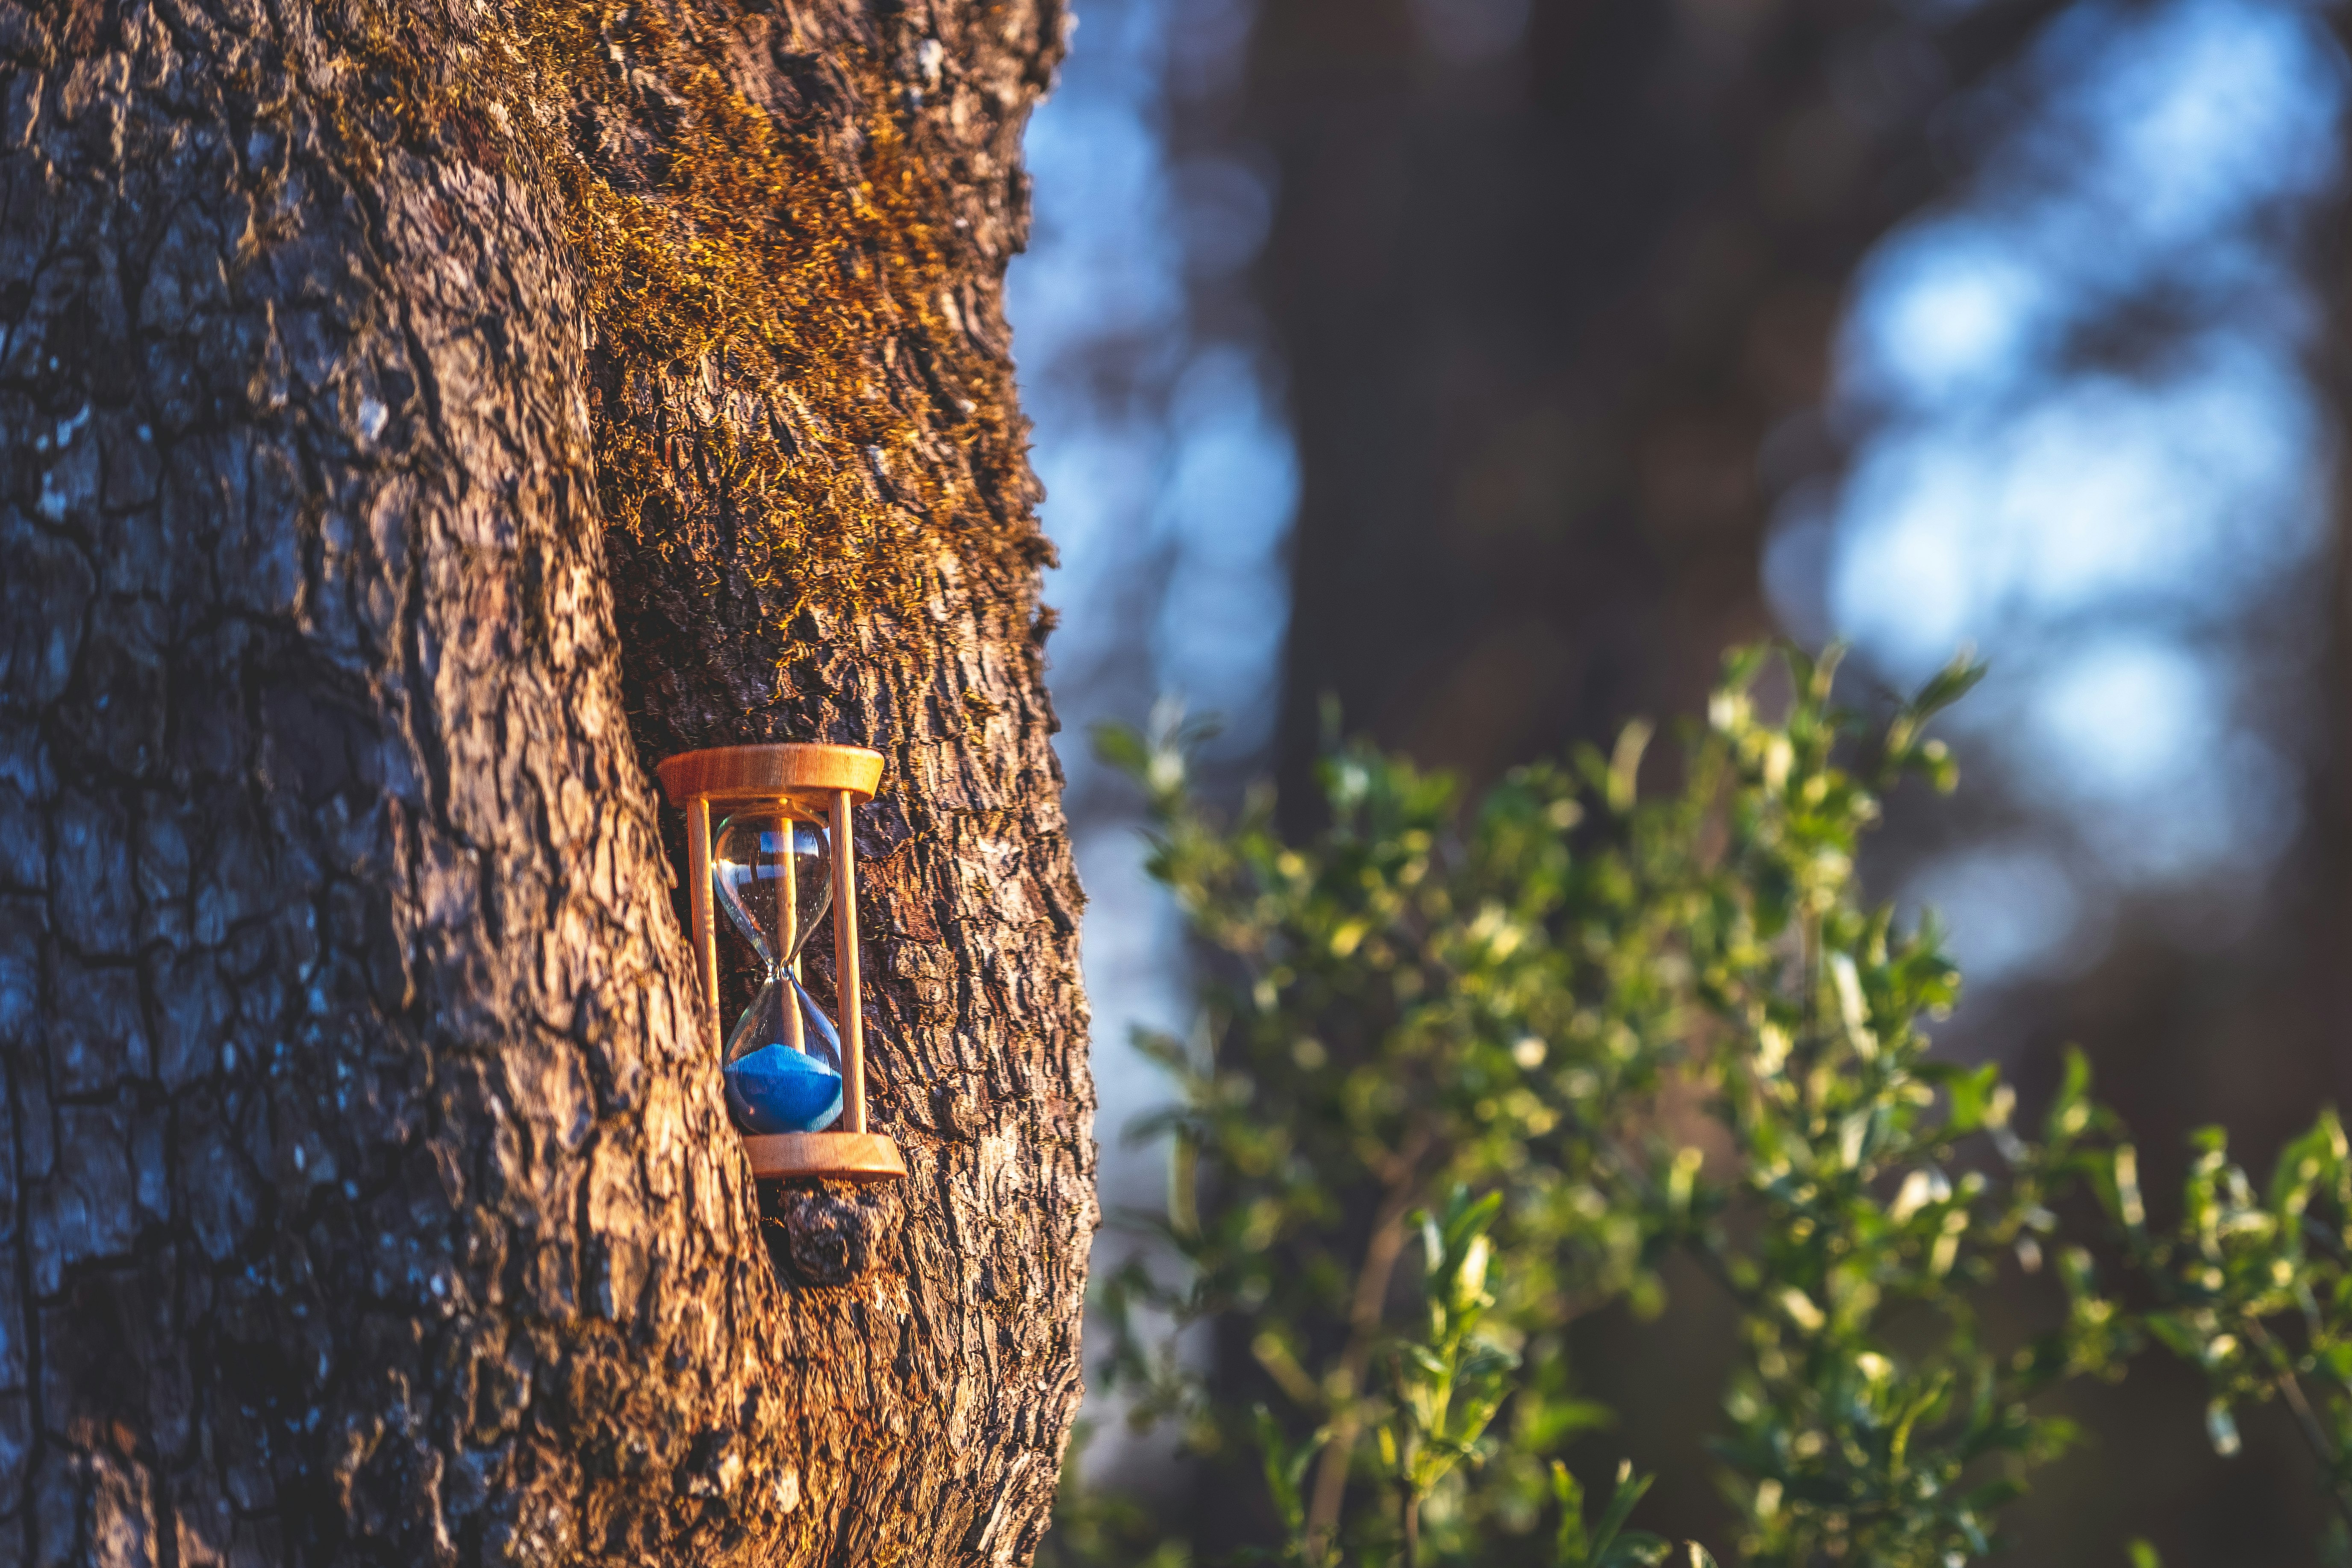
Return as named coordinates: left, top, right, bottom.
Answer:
left=712, top=808, right=843, bottom=1133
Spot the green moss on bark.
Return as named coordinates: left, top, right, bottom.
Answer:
left=333, top=0, right=1043, bottom=649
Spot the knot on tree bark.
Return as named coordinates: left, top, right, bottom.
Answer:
left=765, top=1185, right=895, bottom=1287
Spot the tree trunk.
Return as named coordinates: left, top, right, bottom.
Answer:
left=0, top=2, right=1090, bottom=1565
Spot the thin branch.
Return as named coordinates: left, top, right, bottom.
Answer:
left=1304, top=1130, right=1433, bottom=1558
left=2243, top=1318, right=2352, bottom=1540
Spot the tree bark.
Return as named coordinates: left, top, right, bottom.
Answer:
left=0, top=2, right=1090, bottom=1565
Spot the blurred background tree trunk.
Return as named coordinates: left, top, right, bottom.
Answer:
left=1256, top=0, right=2061, bottom=797
left=0, top=2, right=1089, bottom=1564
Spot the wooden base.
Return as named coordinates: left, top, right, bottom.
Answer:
left=740, top=1130, right=906, bottom=1183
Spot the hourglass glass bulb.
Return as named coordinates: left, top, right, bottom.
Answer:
left=712, top=809, right=842, bottom=1134
left=712, top=813, right=831, bottom=971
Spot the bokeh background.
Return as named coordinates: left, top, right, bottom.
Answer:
left=1006, top=0, right=2352, bottom=1558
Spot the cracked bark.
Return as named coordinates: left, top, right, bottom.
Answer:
left=0, top=1, right=1092, bottom=1565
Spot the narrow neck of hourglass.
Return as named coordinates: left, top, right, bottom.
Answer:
left=772, top=967, right=808, bottom=1053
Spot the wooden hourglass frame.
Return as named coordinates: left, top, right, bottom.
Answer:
left=656, top=743, right=906, bottom=1183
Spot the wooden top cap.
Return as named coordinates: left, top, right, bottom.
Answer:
left=656, top=744, right=885, bottom=807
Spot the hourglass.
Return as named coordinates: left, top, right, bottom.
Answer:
left=656, top=743, right=905, bottom=1183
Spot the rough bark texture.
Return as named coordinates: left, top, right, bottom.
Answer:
left=0, top=2, right=1089, bottom=1565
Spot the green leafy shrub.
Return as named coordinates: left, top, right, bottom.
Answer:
left=1052, top=646, right=2352, bottom=1568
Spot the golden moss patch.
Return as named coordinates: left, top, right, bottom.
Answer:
left=331, top=1, right=1040, bottom=649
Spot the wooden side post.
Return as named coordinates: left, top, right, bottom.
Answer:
left=779, top=812, right=805, bottom=1051
left=687, top=794, right=718, bottom=1056
left=831, top=789, right=865, bottom=1133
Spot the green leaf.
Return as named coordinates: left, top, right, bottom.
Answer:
left=1591, top=1462, right=1656, bottom=1562
left=2204, top=1400, right=2241, bottom=1458
left=2047, top=1046, right=2095, bottom=1142
left=1553, top=1462, right=1589, bottom=1568
left=1092, top=720, right=1152, bottom=780
left=1249, top=1404, right=1325, bottom=1540
left=1946, top=1062, right=2002, bottom=1135
left=1607, top=720, right=1654, bottom=815
left=1598, top=1531, right=1672, bottom=1568
left=1911, top=650, right=1989, bottom=718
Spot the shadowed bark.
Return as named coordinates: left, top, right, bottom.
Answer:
left=0, top=1, right=1091, bottom=1565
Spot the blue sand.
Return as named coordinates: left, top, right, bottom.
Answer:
left=725, top=1044, right=843, bottom=1134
